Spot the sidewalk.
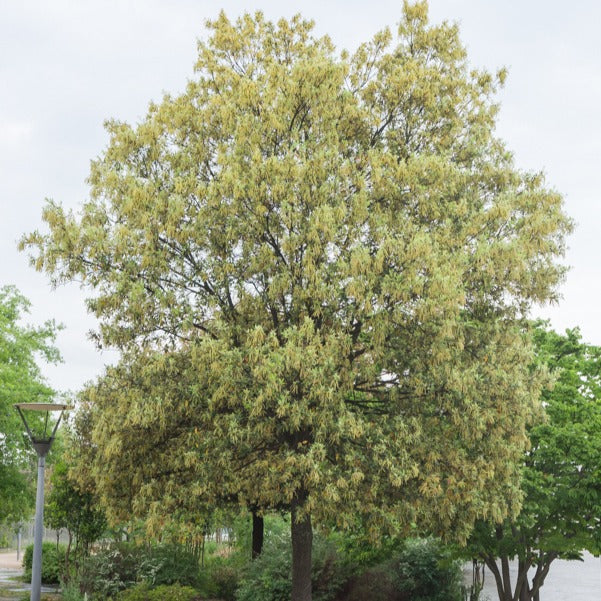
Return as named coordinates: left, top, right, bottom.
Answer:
left=0, top=552, right=22, bottom=571
left=0, top=551, right=24, bottom=601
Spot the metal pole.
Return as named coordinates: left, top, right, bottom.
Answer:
left=31, top=453, right=46, bottom=601
left=13, top=404, right=70, bottom=601
left=17, top=526, right=21, bottom=562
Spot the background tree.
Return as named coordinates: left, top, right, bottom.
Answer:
left=21, top=3, right=572, bottom=600
left=465, top=323, right=601, bottom=601
left=0, top=285, right=61, bottom=524
left=45, top=457, right=107, bottom=573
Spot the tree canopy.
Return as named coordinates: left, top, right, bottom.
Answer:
left=466, top=323, right=601, bottom=601
left=21, top=3, right=572, bottom=599
left=0, top=285, right=61, bottom=523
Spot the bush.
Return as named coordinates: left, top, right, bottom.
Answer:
left=79, top=543, right=141, bottom=598
left=341, top=538, right=464, bottom=601
left=60, top=580, right=86, bottom=601
left=78, top=542, right=201, bottom=599
left=23, top=542, right=67, bottom=585
left=338, top=564, right=400, bottom=601
left=331, top=529, right=406, bottom=569
left=137, top=544, right=201, bottom=587
left=236, top=534, right=348, bottom=601
left=201, top=558, right=240, bottom=601
left=392, top=539, right=463, bottom=601
left=116, top=583, right=203, bottom=601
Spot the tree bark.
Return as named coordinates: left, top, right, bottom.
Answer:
left=501, top=556, right=512, bottom=601
left=291, top=496, right=312, bottom=601
left=64, top=530, right=72, bottom=579
left=483, top=555, right=507, bottom=601
left=518, top=577, right=530, bottom=601
left=530, top=553, right=556, bottom=600
left=251, top=511, right=264, bottom=559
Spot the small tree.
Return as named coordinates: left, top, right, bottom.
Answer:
left=0, top=286, right=61, bottom=524
left=465, top=323, right=601, bottom=601
left=22, top=4, right=572, bottom=600
left=45, top=458, right=106, bottom=572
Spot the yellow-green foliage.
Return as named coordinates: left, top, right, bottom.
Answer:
left=23, top=1, right=571, bottom=545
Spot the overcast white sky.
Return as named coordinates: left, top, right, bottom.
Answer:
left=1, top=1, right=600, bottom=394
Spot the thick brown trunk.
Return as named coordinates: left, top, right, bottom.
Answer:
left=291, top=497, right=312, bottom=601
left=252, top=511, right=264, bottom=559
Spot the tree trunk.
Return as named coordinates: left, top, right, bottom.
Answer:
left=530, top=553, right=556, bottom=601
left=483, top=555, right=511, bottom=601
left=251, top=511, right=264, bottom=559
left=500, top=556, right=512, bottom=601
left=518, top=577, right=530, bottom=601
left=65, top=530, right=72, bottom=580
left=291, top=497, right=312, bottom=601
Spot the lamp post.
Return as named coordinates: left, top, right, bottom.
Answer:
left=14, top=403, right=71, bottom=601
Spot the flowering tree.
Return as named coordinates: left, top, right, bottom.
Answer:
left=22, top=3, right=571, bottom=599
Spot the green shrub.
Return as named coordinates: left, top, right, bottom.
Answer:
left=60, top=580, right=86, bottom=601
left=79, top=543, right=141, bottom=598
left=331, top=529, right=406, bottom=568
left=137, top=544, right=201, bottom=587
left=236, top=534, right=348, bottom=601
left=23, top=542, right=67, bottom=585
left=341, top=538, right=464, bottom=601
left=78, top=542, right=201, bottom=599
left=311, top=539, right=350, bottom=601
left=392, top=539, right=463, bottom=601
left=201, top=558, right=240, bottom=601
left=339, top=564, right=399, bottom=601
left=116, top=583, right=203, bottom=601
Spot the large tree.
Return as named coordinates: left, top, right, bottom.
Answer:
left=0, top=285, right=61, bottom=523
left=465, top=324, right=601, bottom=601
left=21, top=3, right=571, bottom=599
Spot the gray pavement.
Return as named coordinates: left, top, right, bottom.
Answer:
left=468, top=551, right=601, bottom=601
left=0, top=555, right=58, bottom=599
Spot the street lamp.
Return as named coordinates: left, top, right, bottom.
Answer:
left=14, top=403, right=71, bottom=601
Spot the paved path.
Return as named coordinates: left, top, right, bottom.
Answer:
left=469, top=551, right=601, bottom=601
left=0, top=551, right=58, bottom=600
left=0, top=552, right=22, bottom=571
left=0, top=552, right=23, bottom=601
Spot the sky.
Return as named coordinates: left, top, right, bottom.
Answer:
left=1, top=0, right=600, bottom=394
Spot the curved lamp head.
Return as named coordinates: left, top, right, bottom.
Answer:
left=14, top=403, right=72, bottom=457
